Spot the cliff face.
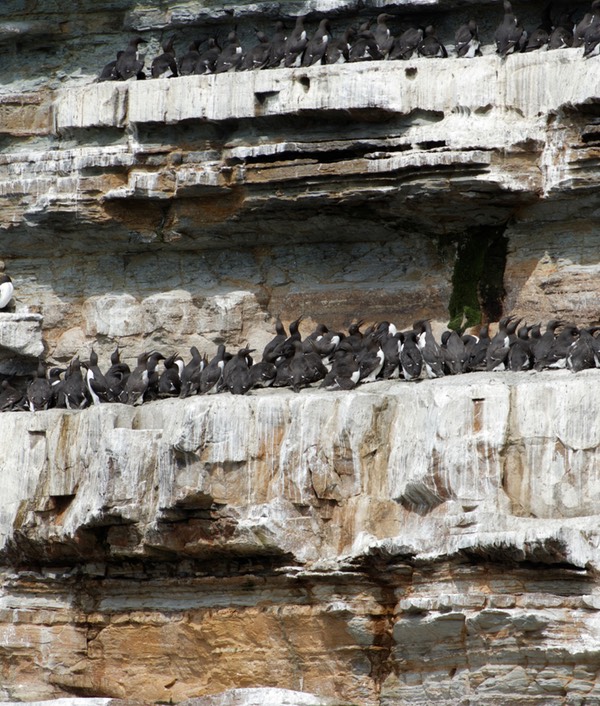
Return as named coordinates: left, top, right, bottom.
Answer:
left=2, top=0, right=600, bottom=704
left=3, top=372, right=600, bottom=706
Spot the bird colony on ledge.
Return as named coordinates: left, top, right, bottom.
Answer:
left=98, top=0, right=600, bottom=81
left=0, top=316, right=599, bottom=413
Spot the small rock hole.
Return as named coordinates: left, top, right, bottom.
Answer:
left=405, top=67, right=417, bottom=79
left=298, top=76, right=310, bottom=91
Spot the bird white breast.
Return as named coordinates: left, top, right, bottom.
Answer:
left=175, top=360, right=184, bottom=376
left=351, top=370, right=360, bottom=384
left=0, top=281, right=13, bottom=309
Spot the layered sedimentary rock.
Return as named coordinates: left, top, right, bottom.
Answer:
left=3, top=372, right=600, bottom=705
left=2, top=0, right=600, bottom=704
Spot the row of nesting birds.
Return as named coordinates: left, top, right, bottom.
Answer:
left=97, top=1, right=600, bottom=81
left=3, top=316, right=599, bottom=413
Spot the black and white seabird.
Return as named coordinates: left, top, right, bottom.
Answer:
left=531, top=319, right=562, bottom=370
left=548, top=14, right=574, bottom=50
left=357, top=336, right=385, bottom=382
left=455, top=19, right=481, bottom=58
left=179, top=40, right=203, bottom=76
left=104, top=347, right=130, bottom=403
left=222, top=347, right=254, bottom=395
left=486, top=316, right=512, bottom=371
left=349, top=26, right=383, bottom=62
left=320, top=340, right=360, bottom=390
left=508, top=324, right=533, bottom=371
left=215, top=32, right=243, bottom=73
left=267, top=21, right=288, bottom=68
left=27, top=362, right=51, bottom=412
left=400, top=330, right=423, bottom=381
left=84, top=349, right=110, bottom=405
left=389, top=27, right=423, bottom=60
left=325, top=27, right=355, bottom=64
left=0, top=379, right=21, bottom=412
left=98, top=51, right=123, bottom=82
left=418, top=25, right=448, bottom=58
left=302, top=19, right=331, bottom=66
left=574, top=1, right=600, bottom=47
left=249, top=360, right=278, bottom=388
left=494, top=2, right=525, bottom=57
left=0, top=272, right=13, bottom=310
left=62, top=357, right=90, bottom=410
left=441, top=330, right=466, bottom=375
left=566, top=328, right=599, bottom=372
left=179, top=346, right=204, bottom=398
left=197, top=38, right=221, bottom=74
left=583, top=19, right=600, bottom=57
left=200, top=344, right=227, bottom=394
left=116, top=37, right=147, bottom=80
left=380, top=331, right=403, bottom=379
left=283, top=16, right=308, bottom=68
left=158, top=353, right=184, bottom=397
left=151, top=36, right=178, bottom=78
left=240, top=31, right=272, bottom=70
left=413, top=320, right=444, bottom=378
left=373, top=13, right=395, bottom=58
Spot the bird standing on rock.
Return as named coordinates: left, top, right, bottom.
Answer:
left=494, top=1, right=525, bottom=57
left=455, top=19, right=481, bottom=58
left=115, top=37, right=147, bottom=80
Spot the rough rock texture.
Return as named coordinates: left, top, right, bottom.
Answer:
left=0, top=2, right=598, bottom=364
left=3, top=373, right=600, bottom=705
left=2, top=0, right=600, bottom=704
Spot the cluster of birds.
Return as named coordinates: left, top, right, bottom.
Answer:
left=1, top=315, right=599, bottom=413
left=97, top=0, right=600, bottom=81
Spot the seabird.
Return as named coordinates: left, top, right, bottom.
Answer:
left=84, top=349, right=110, bottom=405
left=249, top=360, right=278, bottom=388
left=60, top=357, right=89, bottom=410
left=320, top=340, right=360, bottom=390
left=302, top=19, right=331, bottom=66
left=349, top=26, right=383, bottom=62
left=486, top=316, right=512, bottom=371
left=158, top=353, right=184, bottom=397
left=357, top=335, right=385, bottom=382
left=373, top=13, right=395, bottom=58
left=98, top=51, right=123, bottom=82
left=389, top=27, right=423, bottom=60
left=215, top=32, right=243, bottom=73
left=380, top=331, right=403, bottom=379
left=441, top=330, right=466, bottom=374
left=104, top=347, right=130, bottom=402
left=325, top=27, right=355, bottom=64
left=0, top=379, right=21, bottom=412
left=574, top=0, right=600, bottom=47
left=240, top=31, right=272, bottom=70
left=548, top=14, right=574, bottom=50
left=197, top=38, right=221, bottom=74
left=345, top=320, right=365, bottom=353
left=115, top=37, right=147, bottom=80
left=27, top=362, right=51, bottom=412
left=222, top=347, right=254, bottom=395
left=464, top=324, right=490, bottom=371
left=455, top=19, right=481, bottom=58
left=507, top=324, right=533, bottom=371
left=200, top=344, right=227, bottom=394
left=0, top=272, right=13, bottom=310
left=413, top=320, right=444, bottom=378
left=267, top=21, right=288, bottom=68
left=494, top=2, right=525, bottom=57
left=523, top=22, right=552, bottom=52
left=151, top=36, right=178, bottom=78
left=179, top=346, right=204, bottom=398
left=179, top=40, right=203, bottom=76
left=262, top=319, right=287, bottom=364
left=583, top=19, right=600, bottom=57
left=283, top=16, right=308, bottom=67
left=566, top=328, right=599, bottom=372
left=418, top=25, right=448, bottom=58
left=531, top=319, right=562, bottom=370
left=400, top=330, right=423, bottom=381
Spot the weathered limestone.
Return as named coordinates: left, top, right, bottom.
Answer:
left=2, top=372, right=600, bottom=704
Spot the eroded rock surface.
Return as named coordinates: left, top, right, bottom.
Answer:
left=2, top=372, right=600, bottom=704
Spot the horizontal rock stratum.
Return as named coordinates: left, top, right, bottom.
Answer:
left=2, top=371, right=600, bottom=704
